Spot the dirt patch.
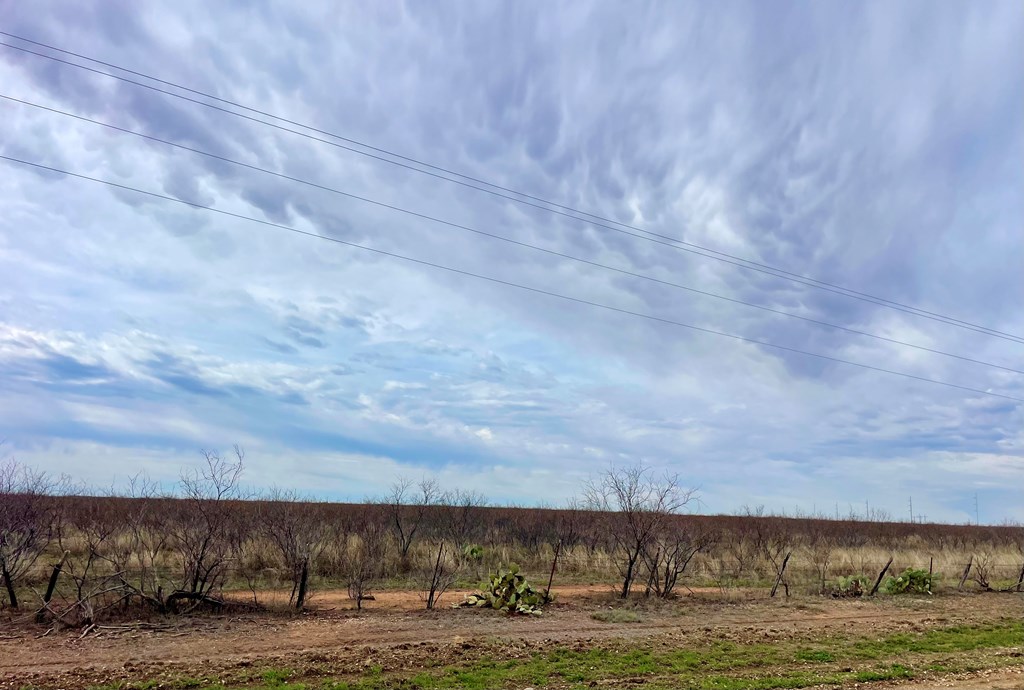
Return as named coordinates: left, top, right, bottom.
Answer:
left=1, top=587, right=1021, bottom=689
left=880, top=667, right=1024, bottom=689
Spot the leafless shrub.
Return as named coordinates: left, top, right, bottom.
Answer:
left=0, top=460, right=65, bottom=609
left=417, top=489, right=487, bottom=610
left=260, top=488, right=328, bottom=608
left=804, top=522, right=836, bottom=595
left=420, top=540, right=460, bottom=611
left=385, top=477, right=439, bottom=571
left=642, top=520, right=716, bottom=598
left=52, top=492, right=121, bottom=622
left=167, top=447, right=246, bottom=611
left=346, top=508, right=387, bottom=609
left=111, top=474, right=174, bottom=612
left=972, top=552, right=995, bottom=591
left=584, top=465, right=697, bottom=598
left=542, top=498, right=583, bottom=602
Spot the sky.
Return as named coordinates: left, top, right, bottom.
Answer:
left=1, top=1, right=1022, bottom=523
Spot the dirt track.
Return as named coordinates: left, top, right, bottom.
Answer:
left=2, top=586, right=1021, bottom=689
left=883, top=668, right=1024, bottom=689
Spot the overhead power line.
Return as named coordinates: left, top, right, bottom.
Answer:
left=5, top=93, right=1022, bottom=377
left=4, top=154, right=1022, bottom=403
left=1, top=33, right=1021, bottom=345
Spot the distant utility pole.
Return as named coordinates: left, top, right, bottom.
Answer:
left=909, top=496, right=914, bottom=523
left=974, top=493, right=980, bottom=525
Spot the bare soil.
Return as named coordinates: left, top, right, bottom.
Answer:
left=882, top=667, right=1024, bottom=689
left=2, top=586, right=1021, bottom=689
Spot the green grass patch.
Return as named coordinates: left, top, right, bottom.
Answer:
left=847, top=622, right=1024, bottom=659
left=260, top=669, right=294, bottom=686
left=794, top=648, right=834, bottom=663
left=363, top=621, right=1018, bottom=689
left=111, top=620, right=1024, bottom=690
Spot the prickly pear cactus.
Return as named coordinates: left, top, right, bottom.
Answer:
left=461, top=564, right=545, bottom=615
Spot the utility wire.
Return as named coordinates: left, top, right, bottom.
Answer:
left=1, top=34, right=1021, bottom=345
left=4, top=154, right=1022, bottom=403
left=6, top=93, right=1022, bottom=377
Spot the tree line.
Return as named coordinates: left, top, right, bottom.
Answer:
left=2, top=451, right=1021, bottom=625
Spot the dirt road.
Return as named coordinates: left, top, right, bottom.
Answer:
left=2, top=586, right=1021, bottom=689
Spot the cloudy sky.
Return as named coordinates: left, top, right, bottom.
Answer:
left=1, top=1, right=1022, bottom=522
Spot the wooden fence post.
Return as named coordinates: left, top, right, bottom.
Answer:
left=35, top=550, right=70, bottom=623
left=770, top=552, right=791, bottom=598
left=295, top=557, right=309, bottom=610
left=544, top=539, right=562, bottom=604
left=958, top=556, right=973, bottom=592
left=870, top=557, right=893, bottom=596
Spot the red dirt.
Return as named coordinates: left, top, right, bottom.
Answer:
left=881, top=667, right=1024, bottom=689
left=1, top=587, right=1021, bottom=689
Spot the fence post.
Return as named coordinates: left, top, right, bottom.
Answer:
left=35, top=550, right=70, bottom=623
left=958, top=556, right=973, bottom=591
left=870, top=557, right=893, bottom=596
left=770, top=552, right=791, bottom=598
left=544, top=539, right=562, bottom=604
left=295, top=557, right=309, bottom=610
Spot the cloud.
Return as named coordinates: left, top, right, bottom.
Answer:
left=0, top=1, right=1021, bottom=520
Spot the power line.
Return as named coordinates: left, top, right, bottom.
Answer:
left=4, top=153, right=1023, bottom=404
left=1, top=33, right=1021, bottom=345
left=6, top=93, right=1023, bottom=377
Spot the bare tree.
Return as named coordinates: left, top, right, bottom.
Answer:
left=421, top=540, right=459, bottom=611
left=543, top=498, right=583, bottom=603
left=418, top=489, right=487, bottom=609
left=756, top=518, right=793, bottom=595
left=167, top=446, right=245, bottom=611
left=642, top=520, right=716, bottom=598
left=804, top=522, right=836, bottom=595
left=441, top=488, right=488, bottom=552
left=346, top=507, right=387, bottom=609
left=384, top=477, right=439, bottom=570
left=109, top=474, right=174, bottom=612
left=0, top=460, right=64, bottom=609
left=52, top=491, right=121, bottom=623
left=260, top=488, right=328, bottom=608
left=585, top=465, right=696, bottom=598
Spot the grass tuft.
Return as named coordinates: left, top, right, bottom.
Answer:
left=590, top=609, right=644, bottom=623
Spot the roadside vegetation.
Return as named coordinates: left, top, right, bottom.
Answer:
left=2, top=454, right=1023, bottom=628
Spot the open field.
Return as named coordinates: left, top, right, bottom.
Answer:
left=3, top=586, right=1023, bottom=690
left=4, top=464, right=1024, bottom=689
left=4, top=462, right=1023, bottom=622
